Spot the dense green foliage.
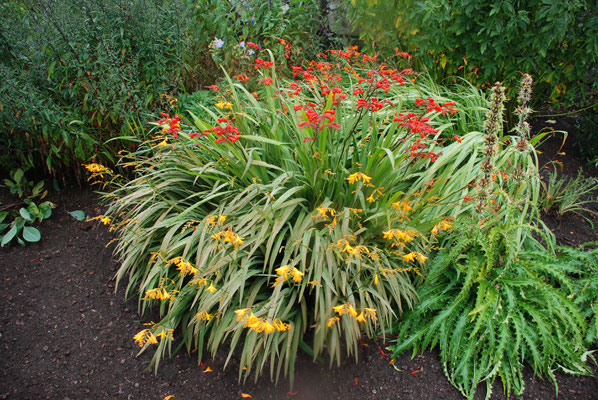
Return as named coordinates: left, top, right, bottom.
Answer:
left=342, top=0, right=598, bottom=106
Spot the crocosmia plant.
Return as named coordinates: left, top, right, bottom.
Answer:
left=97, top=47, right=540, bottom=383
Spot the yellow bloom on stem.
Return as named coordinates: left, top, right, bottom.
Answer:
left=392, top=200, right=412, bottom=214
left=346, top=304, right=358, bottom=318
left=366, top=194, right=375, bottom=203
left=328, top=317, right=340, bottom=327
left=133, top=329, right=149, bottom=347
left=364, top=308, right=377, bottom=320
left=146, top=331, right=158, bottom=344
left=416, top=252, right=428, bottom=263
left=205, top=282, right=217, bottom=293
left=196, top=311, right=213, bottom=321
left=431, top=220, right=453, bottom=235
left=263, top=320, right=276, bottom=334
left=355, top=312, right=367, bottom=323
left=374, top=274, right=379, bottom=285
left=235, top=308, right=249, bottom=321
left=291, top=267, right=304, bottom=282
left=346, top=172, right=372, bottom=184
left=403, top=252, right=416, bottom=262
left=333, top=305, right=345, bottom=315
left=275, top=265, right=291, bottom=279
left=100, top=216, right=111, bottom=225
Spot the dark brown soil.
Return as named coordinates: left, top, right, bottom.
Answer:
left=1, top=116, right=597, bottom=400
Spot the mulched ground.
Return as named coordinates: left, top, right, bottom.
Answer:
left=1, top=115, right=597, bottom=400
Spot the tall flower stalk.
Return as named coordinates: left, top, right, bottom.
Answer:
left=477, top=82, right=506, bottom=213
left=514, top=74, right=533, bottom=150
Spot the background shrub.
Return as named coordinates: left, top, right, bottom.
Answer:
left=0, top=0, right=331, bottom=182
left=341, top=0, right=598, bottom=108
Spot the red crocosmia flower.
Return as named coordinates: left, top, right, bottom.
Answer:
left=353, top=86, right=363, bottom=95
left=303, top=136, right=317, bottom=143
left=291, top=66, right=304, bottom=78
left=261, top=77, right=273, bottom=86
left=297, top=107, right=341, bottom=132
left=234, top=74, right=250, bottom=82
left=453, top=135, right=462, bottom=143
left=210, top=120, right=240, bottom=145
left=441, top=102, right=458, bottom=116
left=156, top=113, right=181, bottom=139
left=395, top=49, right=410, bottom=58
left=292, top=105, right=304, bottom=111
left=217, top=118, right=228, bottom=124
left=288, top=82, right=303, bottom=96
left=206, top=85, right=220, bottom=93
left=254, top=58, right=274, bottom=70
left=246, top=42, right=259, bottom=49
left=401, top=68, right=414, bottom=75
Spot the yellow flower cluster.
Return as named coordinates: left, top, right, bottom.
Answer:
left=335, top=239, right=370, bottom=258
left=206, top=214, right=227, bottom=227
left=169, top=256, right=199, bottom=276
left=383, top=229, right=418, bottom=250
left=431, top=220, right=453, bottom=235
left=315, top=207, right=337, bottom=219
left=391, top=200, right=412, bottom=215
left=403, top=251, right=428, bottom=263
left=234, top=309, right=292, bottom=334
left=211, top=229, right=244, bottom=247
left=133, top=329, right=158, bottom=347
left=328, top=304, right=377, bottom=326
left=366, top=187, right=384, bottom=203
left=196, top=310, right=214, bottom=321
left=215, top=100, right=233, bottom=110
left=145, top=287, right=179, bottom=301
left=274, top=265, right=304, bottom=286
left=346, top=172, right=372, bottom=185
left=83, top=163, right=112, bottom=177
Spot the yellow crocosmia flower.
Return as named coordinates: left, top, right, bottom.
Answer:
left=211, top=232, right=222, bottom=241
left=133, top=329, right=148, bottom=346
left=158, top=137, right=168, bottom=147
left=383, top=230, right=394, bottom=240
left=327, top=317, right=340, bottom=327
left=196, top=311, right=213, bottom=321
left=403, top=252, right=416, bottom=262
left=316, top=207, right=329, bottom=218
left=416, top=252, right=428, bottom=263
left=366, top=194, right=375, bottom=203
left=100, top=216, right=111, bottom=225
left=263, top=320, right=276, bottom=334
left=234, top=308, right=249, bottom=321
left=364, top=308, right=377, bottom=320
left=163, top=395, right=175, bottom=400
left=374, top=274, right=379, bottom=285
left=355, top=312, right=367, bottom=323
left=392, top=201, right=412, bottom=213
left=346, top=172, right=372, bottom=184
left=291, top=268, right=304, bottom=282
left=218, top=215, right=227, bottom=224
left=244, top=312, right=260, bottom=328
left=342, top=243, right=357, bottom=254
left=190, top=276, right=207, bottom=287
left=333, top=305, right=345, bottom=315
left=307, top=280, right=322, bottom=287
left=147, top=331, right=158, bottom=344
left=205, top=282, right=217, bottom=293
left=346, top=304, right=358, bottom=318
left=275, top=265, right=291, bottom=279
left=156, top=328, right=173, bottom=340
left=206, top=215, right=217, bottom=226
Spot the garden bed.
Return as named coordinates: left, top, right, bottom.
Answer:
left=1, top=116, right=597, bottom=400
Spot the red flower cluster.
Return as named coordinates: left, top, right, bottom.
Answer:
left=204, top=118, right=240, bottom=144
left=261, top=77, right=273, bottom=86
left=319, top=84, right=347, bottom=105
left=356, top=97, right=393, bottom=112
left=415, top=98, right=458, bottom=116
left=234, top=74, right=250, bottom=82
left=393, top=113, right=438, bottom=137
left=206, top=85, right=220, bottom=93
left=296, top=106, right=340, bottom=132
left=157, top=113, right=181, bottom=139
left=254, top=58, right=274, bottom=70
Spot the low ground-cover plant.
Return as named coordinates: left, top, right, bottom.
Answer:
left=95, top=49, right=542, bottom=383
left=1, top=169, right=54, bottom=247
left=539, top=167, right=598, bottom=226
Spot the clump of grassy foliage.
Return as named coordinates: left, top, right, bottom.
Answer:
left=93, top=47, right=543, bottom=385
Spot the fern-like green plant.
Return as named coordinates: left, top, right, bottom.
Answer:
left=391, top=211, right=592, bottom=399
